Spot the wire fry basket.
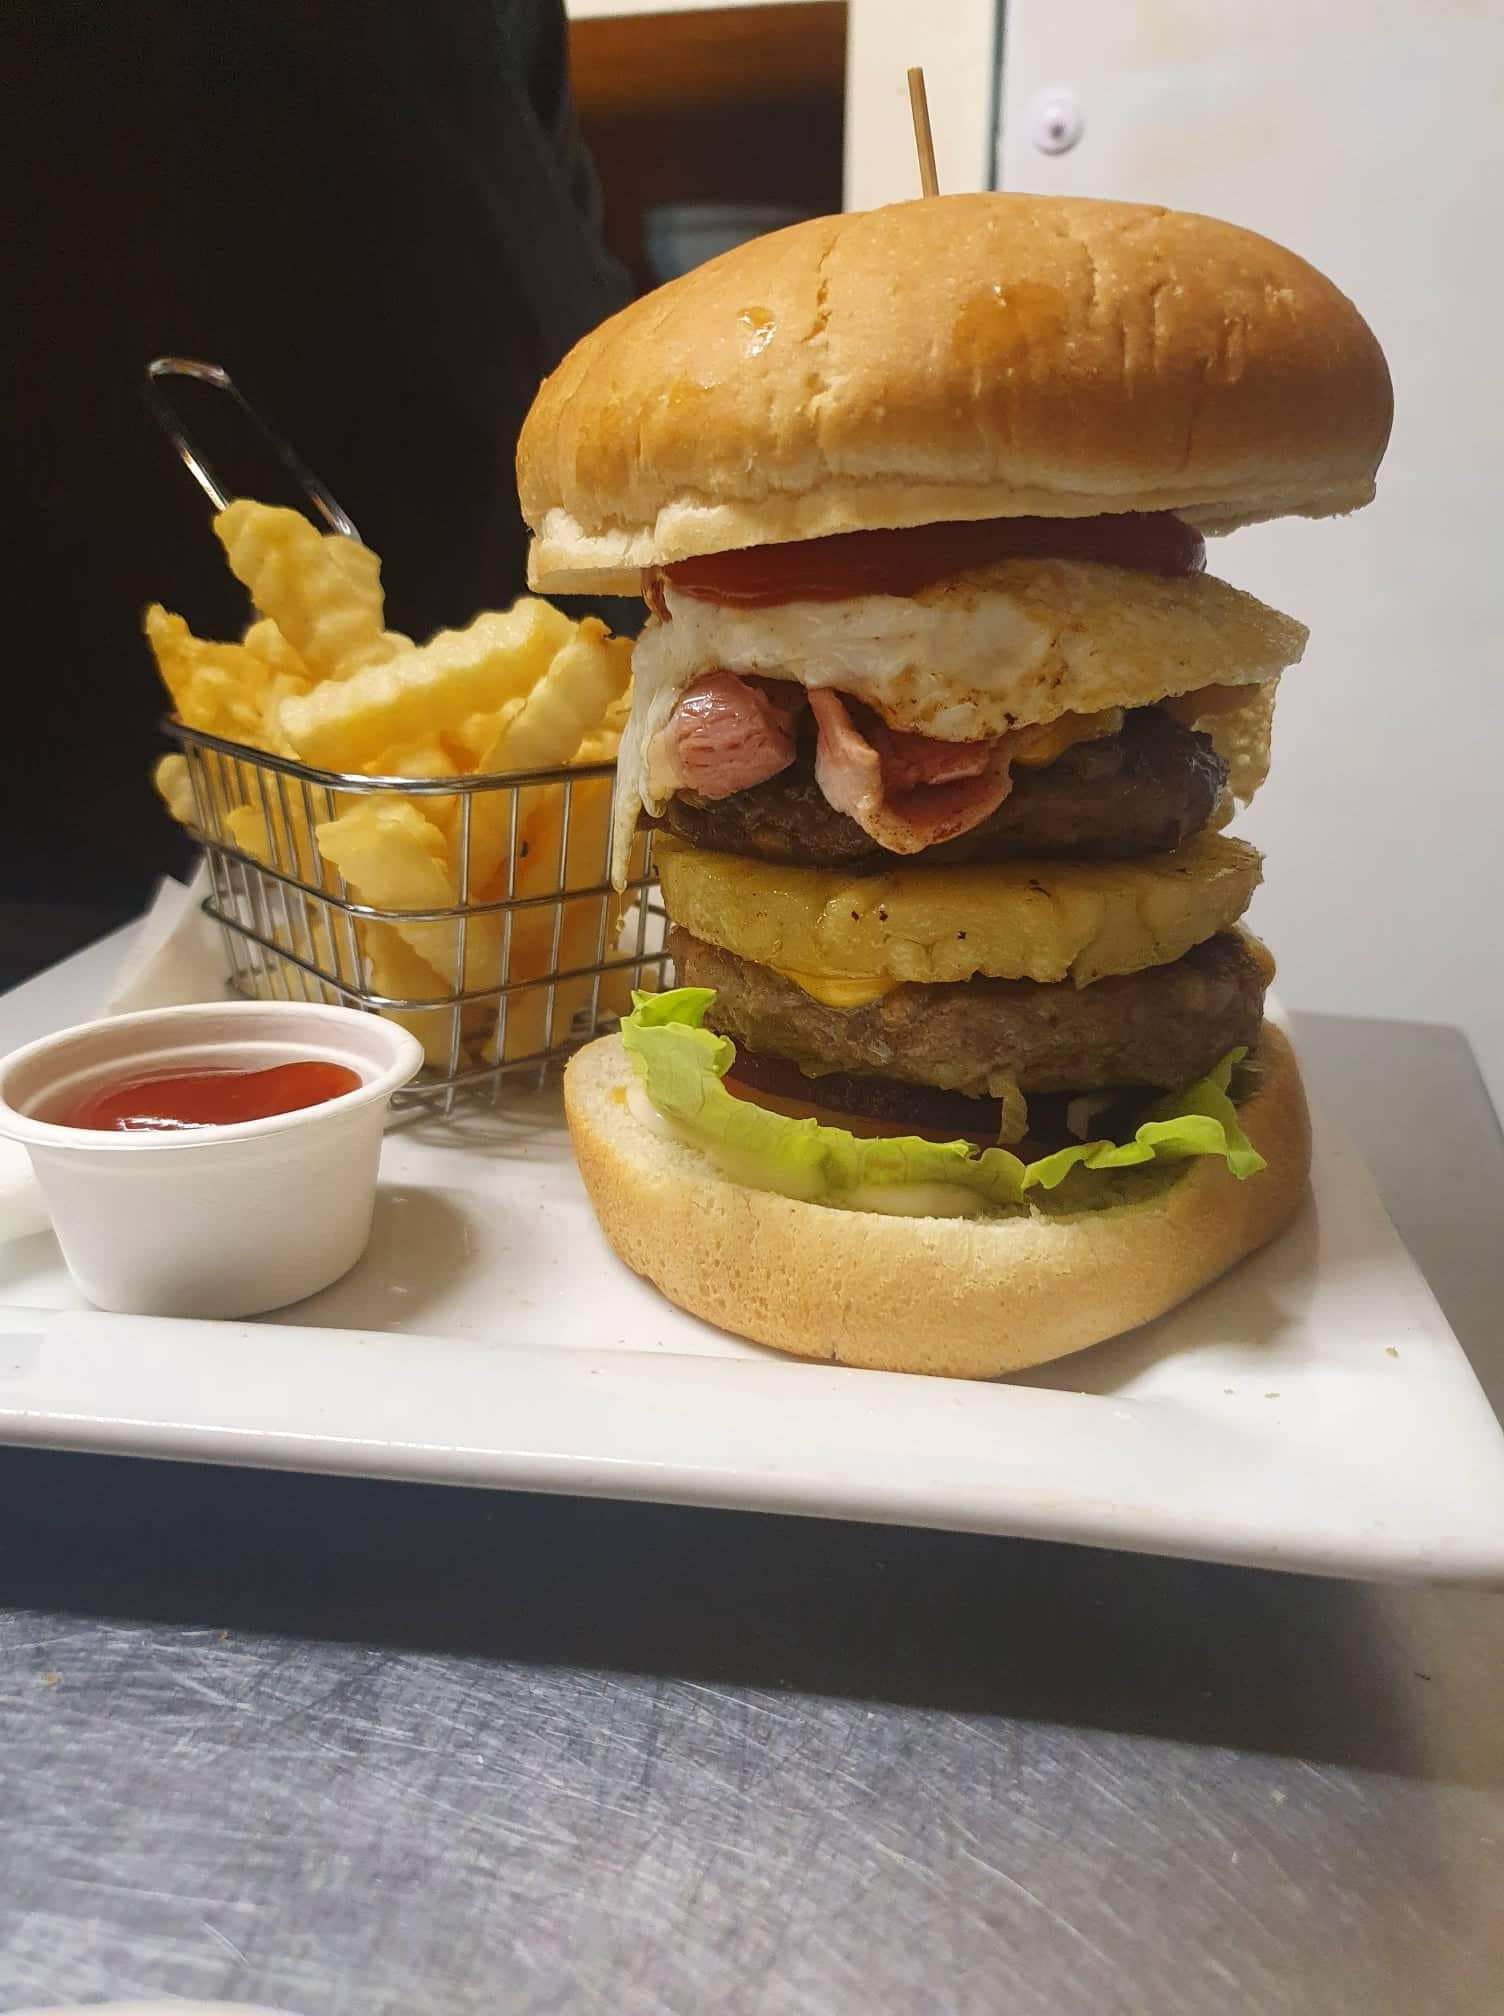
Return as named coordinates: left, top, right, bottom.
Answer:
left=168, top=719, right=669, bottom=1114
left=145, top=355, right=664, bottom=1110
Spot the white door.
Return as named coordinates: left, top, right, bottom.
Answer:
left=1000, top=2, right=1504, bottom=1109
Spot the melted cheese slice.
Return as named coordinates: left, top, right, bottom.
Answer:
left=1011, top=707, right=1123, bottom=768
left=770, top=965, right=900, bottom=1009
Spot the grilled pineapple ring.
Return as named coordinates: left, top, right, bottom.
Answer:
left=654, top=832, right=1262, bottom=988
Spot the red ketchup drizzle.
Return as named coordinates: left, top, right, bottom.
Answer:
left=647, top=511, right=1205, bottom=614
left=51, top=1061, right=362, bottom=1133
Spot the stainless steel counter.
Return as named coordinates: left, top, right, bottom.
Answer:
left=1, top=940, right=1501, bottom=2015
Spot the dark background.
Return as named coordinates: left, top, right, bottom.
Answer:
left=1, top=0, right=628, bottom=919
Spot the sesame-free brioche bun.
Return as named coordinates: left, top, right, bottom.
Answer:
left=563, top=1023, right=1311, bottom=1379
left=519, top=195, right=1393, bottom=593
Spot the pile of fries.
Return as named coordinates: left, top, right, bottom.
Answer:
left=149, top=501, right=645, bottom=1074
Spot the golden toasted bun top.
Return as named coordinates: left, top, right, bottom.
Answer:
left=518, top=194, right=1392, bottom=592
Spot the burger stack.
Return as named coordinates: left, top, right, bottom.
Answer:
left=517, top=194, right=1392, bottom=1378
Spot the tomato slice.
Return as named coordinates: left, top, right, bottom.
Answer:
left=655, top=512, right=1205, bottom=611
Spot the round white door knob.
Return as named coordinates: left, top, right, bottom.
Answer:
left=1027, top=84, right=1084, bottom=155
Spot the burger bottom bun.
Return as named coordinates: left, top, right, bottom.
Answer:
left=563, top=1024, right=1311, bottom=1380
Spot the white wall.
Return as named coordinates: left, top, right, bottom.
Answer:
left=999, top=0, right=1504, bottom=1112
left=844, top=0, right=999, bottom=207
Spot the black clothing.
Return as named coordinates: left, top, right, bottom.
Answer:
left=2, top=0, right=627, bottom=902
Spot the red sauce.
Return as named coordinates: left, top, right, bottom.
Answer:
left=51, top=1061, right=362, bottom=1133
left=651, top=511, right=1205, bottom=614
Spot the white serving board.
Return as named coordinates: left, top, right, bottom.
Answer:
left=2, top=901, right=1504, bottom=1586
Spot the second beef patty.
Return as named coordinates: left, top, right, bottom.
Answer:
left=669, top=924, right=1267, bottom=1099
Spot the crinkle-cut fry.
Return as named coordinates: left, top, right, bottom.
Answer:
left=463, top=778, right=555, bottom=919
left=363, top=735, right=461, bottom=842
left=184, top=668, right=265, bottom=743
left=487, top=884, right=630, bottom=1064
left=224, top=794, right=322, bottom=886
left=474, top=622, right=632, bottom=775
left=468, top=775, right=598, bottom=917
left=153, top=753, right=196, bottom=826
left=489, top=939, right=557, bottom=1062
left=449, top=698, right=525, bottom=768
left=315, top=799, right=447, bottom=897
left=279, top=600, right=575, bottom=771
left=218, top=803, right=345, bottom=976
left=224, top=802, right=273, bottom=866
left=474, top=770, right=625, bottom=1063
left=573, top=726, right=623, bottom=765
left=343, top=630, right=416, bottom=675
left=456, top=790, right=549, bottom=1065
left=463, top=623, right=631, bottom=891
left=480, top=899, right=576, bottom=1064
left=144, top=605, right=201, bottom=712
left=255, top=672, right=314, bottom=756
left=361, top=922, right=464, bottom=1071
left=144, top=604, right=273, bottom=744
left=364, top=735, right=457, bottom=781
left=214, top=501, right=395, bottom=682
left=471, top=783, right=565, bottom=909
left=243, top=619, right=312, bottom=752
left=361, top=919, right=450, bottom=1003
left=242, top=617, right=311, bottom=686
left=314, top=800, right=502, bottom=991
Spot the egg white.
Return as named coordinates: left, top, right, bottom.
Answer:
left=612, top=557, right=1306, bottom=887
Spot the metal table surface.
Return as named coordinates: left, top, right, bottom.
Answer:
left=1, top=932, right=1502, bottom=2016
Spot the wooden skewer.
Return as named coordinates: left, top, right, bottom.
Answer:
left=906, top=67, right=939, bottom=199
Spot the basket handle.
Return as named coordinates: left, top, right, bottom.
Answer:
left=144, top=356, right=361, bottom=542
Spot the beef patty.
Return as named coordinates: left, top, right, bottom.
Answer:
left=656, top=706, right=1227, bottom=869
left=669, top=925, right=1267, bottom=1101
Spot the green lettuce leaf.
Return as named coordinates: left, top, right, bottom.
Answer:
left=620, top=988, right=1266, bottom=1212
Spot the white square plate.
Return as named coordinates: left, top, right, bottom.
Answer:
left=3, top=1041, right=1504, bottom=1585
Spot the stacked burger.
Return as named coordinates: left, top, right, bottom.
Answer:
left=518, top=195, right=1391, bottom=1378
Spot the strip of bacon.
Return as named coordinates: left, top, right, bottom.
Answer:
left=646, top=671, right=1018, bottom=851
left=646, top=671, right=801, bottom=802
left=808, top=690, right=1016, bottom=854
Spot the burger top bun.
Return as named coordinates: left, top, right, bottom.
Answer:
left=518, top=194, right=1393, bottom=594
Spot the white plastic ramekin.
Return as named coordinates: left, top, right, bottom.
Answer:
left=0, top=1001, right=423, bottom=1318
